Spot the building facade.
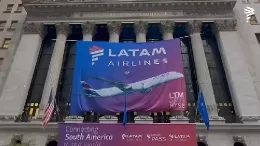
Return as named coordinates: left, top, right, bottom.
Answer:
left=0, top=0, right=260, bottom=146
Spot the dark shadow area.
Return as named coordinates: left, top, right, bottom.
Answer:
left=234, top=142, right=246, bottom=146
left=198, top=142, right=207, bottom=146
left=46, top=140, right=58, bottom=146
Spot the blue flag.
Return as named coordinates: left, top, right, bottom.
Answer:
left=198, top=91, right=210, bottom=130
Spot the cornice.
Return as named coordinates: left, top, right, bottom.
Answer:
left=23, top=1, right=236, bottom=14
left=25, top=10, right=234, bottom=22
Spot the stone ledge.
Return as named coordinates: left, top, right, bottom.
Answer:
left=170, top=116, right=189, bottom=123
left=240, top=116, right=260, bottom=124
left=209, top=116, right=226, bottom=124
left=134, top=115, right=153, bottom=124
left=99, top=115, right=118, bottom=123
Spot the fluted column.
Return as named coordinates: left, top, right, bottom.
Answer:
left=40, top=23, right=70, bottom=111
left=80, top=22, right=96, bottom=122
left=0, top=23, right=45, bottom=118
left=134, top=21, right=148, bottom=42
left=214, top=20, right=260, bottom=123
left=108, top=21, right=121, bottom=42
left=106, top=21, right=121, bottom=123
left=160, top=21, right=179, bottom=117
left=160, top=21, right=174, bottom=40
left=187, top=20, right=219, bottom=119
left=133, top=21, right=153, bottom=123
left=82, top=22, right=95, bottom=41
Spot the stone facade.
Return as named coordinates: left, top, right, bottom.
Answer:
left=1, top=0, right=260, bottom=146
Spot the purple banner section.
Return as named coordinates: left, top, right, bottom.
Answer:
left=71, top=39, right=187, bottom=115
left=58, top=123, right=197, bottom=146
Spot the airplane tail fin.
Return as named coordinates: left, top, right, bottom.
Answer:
left=81, top=81, right=93, bottom=90
left=80, top=81, right=100, bottom=97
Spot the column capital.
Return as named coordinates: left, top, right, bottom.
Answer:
left=22, top=23, right=45, bottom=38
left=160, top=21, right=175, bottom=34
left=214, top=19, right=237, bottom=31
left=55, top=22, right=70, bottom=36
left=107, top=21, right=121, bottom=35
left=186, top=20, right=202, bottom=34
left=81, top=21, right=96, bottom=35
left=134, top=21, right=148, bottom=34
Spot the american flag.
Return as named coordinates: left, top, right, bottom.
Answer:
left=90, top=46, right=104, bottom=65
left=42, top=90, right=57, bottom=128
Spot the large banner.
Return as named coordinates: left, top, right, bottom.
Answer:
left=58, top=123, right=197, bottom=146
left=70, top=39, right=186, bottom=115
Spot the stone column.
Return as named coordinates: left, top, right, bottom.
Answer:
left=40, top=23, right=70, bottom=111
left=79, top=22, right=96, bottom=123
left=108, top=21, right=121, bottom=42
left=98, top=21, right=122, bottom=123
left=160, top=21, right=188, bottom=123
left=82, top=22, right=95, bottom=41
left=134, top=21, right=148, bottom=43
left=214, top=19, right=260, bottom=123
left=133, top=21, right=153, bottom=123
left=0, top=23, right=45, bottom=120
left=160, top=21, right=174, bottom=40
left=187, top=20, right=222, bottom=122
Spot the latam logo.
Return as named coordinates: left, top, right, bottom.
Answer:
left=90, top=46, right=104, bottom=65
left=244, top=6, right=255, bottom=23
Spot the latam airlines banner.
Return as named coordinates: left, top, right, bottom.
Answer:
left=70, top=39, right=186, bottom=115
left=58, top=123, right=197, bottom=146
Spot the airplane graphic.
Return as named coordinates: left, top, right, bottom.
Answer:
left=80, top=71, right=184, bottom=98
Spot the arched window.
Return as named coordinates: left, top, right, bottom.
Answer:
left=46, top=140, right=58, bottom=146
left=22, top=25, right=56, bottom=122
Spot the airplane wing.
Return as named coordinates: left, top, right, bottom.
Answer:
left=87, top=75, right=127, bottom=90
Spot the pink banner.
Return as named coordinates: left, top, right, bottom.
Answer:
left=59, top=123, right=197, bottom=146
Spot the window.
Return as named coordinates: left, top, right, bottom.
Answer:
left=249, top=15, right=258, bottom=25
left=1, top=38, right=11, bottom=49
left=180, top=37, right=198, bottom=123
left=201, top=23, right=237, bottom=123
left=9, top=21, right=18, bottom=30
left=146, top=23, right=162, bottom=42
left=119, top=23, right=135, bottom=42
left=4, top=4, right=13, bottom=13
left=22, top=36, right=55, bottom=121
left=0, top=21, right=6, bottom=30
left=255, top=33, right=260, bottom=43
left=15, top=4, right=23, bottom=13
left=56, top=25, right=83, bottom=122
